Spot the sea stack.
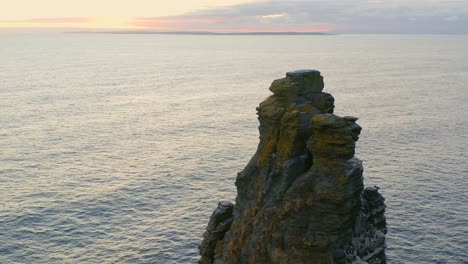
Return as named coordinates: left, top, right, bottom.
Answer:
left=199, top=70, right=387, bottom=264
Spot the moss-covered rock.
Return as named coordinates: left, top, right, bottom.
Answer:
left=199, top=70, right=386, bottom=264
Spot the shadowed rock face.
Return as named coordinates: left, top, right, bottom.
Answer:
left=199, top=70, right=387, bottom=264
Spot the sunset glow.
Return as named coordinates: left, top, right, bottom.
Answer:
left=0, top=16, right=332, bottom=33
left=0, top=0, right=466, bottom=33
left=0, top=18, right=147, bottom=30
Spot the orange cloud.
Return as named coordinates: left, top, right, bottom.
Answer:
left=131, top=17, right=224, bottom=30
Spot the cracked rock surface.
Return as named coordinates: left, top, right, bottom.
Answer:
left=199, top=70, right=387, bottom=264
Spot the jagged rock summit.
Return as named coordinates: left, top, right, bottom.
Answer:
left=199, top=70, right=387, bottom=264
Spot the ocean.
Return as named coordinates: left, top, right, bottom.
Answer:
left=0, top=33, right=467, bottom=263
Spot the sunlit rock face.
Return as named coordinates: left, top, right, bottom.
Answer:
left=199, top=70, right=387, bottom=264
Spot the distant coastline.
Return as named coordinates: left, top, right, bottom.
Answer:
left=67, top=31, right=332, bottom=36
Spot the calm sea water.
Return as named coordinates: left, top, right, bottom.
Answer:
left=0, top=33, right=467, bottom=263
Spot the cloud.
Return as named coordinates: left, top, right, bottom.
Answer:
left=148, top=0, right=468, bottom=33
left=445, top=16, right=459, bottom=21
left=261, top=13, right=288, bottom=20
left=131, top=16, right=224, bottom=30
left=259, top=13, right=288, bottom=24
left=1, top=0, right=467, bottom=33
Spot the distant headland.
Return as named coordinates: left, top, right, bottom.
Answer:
left=67, top=31, right=332, bottom=35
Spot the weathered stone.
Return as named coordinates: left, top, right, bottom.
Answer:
left=269, top=69, right=324, bottom=97
left=286, top=69, right=324, bottom=94
left=199, top=202, right=234, bottom=264
left=199, top=71, right=386, bottom=264
left=308, top=114, right=362, bottom=163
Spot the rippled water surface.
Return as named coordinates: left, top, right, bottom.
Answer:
left=1, top=34, right=467, bottom=263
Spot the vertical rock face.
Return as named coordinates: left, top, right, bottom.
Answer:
left=199, top=70, right=387, bottom=264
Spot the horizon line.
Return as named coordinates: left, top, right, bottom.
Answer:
left=66, top=30, right=332, bottom=35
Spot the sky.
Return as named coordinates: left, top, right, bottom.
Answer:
left=1, top=0, right=467, bottom=33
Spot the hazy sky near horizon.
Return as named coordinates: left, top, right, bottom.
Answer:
left=1, top=0, right=467, bottom=33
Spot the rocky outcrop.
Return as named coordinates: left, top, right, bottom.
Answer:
left=199, top=202, right=235, bottom=263
left=199, top=70, right=387, bottom=264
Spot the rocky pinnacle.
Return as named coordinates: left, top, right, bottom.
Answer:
left=199, top=70, right=387, bottom=264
